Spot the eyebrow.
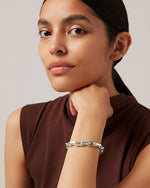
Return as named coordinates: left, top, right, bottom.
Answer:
left=37, top=14, right=94, bottom=27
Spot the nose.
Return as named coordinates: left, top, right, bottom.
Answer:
left=49, top=34, right=67, bottom=56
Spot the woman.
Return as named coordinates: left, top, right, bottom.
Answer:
left=5, top=0, right=150, bottom=187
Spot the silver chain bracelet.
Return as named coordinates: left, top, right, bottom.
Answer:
left=65, top=141, right=104, bottom=155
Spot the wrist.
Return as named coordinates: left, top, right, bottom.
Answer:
left=70, top=112, right=106, bottom=143
left=66, top=141, right=104, bottom=155
left=78, top=106, right=107, bottom=121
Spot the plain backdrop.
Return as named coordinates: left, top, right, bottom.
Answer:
left=0, top=0, right=150, bottom=187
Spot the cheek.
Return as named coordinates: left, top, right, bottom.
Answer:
left=69, top=36, right=107, bottom=70
left=38, top=43, right=44, bottom=62
left=38, top=42, right=48, bottom=67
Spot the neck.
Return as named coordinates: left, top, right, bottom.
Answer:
left=94, top=72, right=120, bottom=98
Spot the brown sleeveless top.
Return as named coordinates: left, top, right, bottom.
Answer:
left=20, top=94, right=150, bottom=188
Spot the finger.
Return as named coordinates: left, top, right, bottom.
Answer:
left=69, top=97, right=78, bottom=116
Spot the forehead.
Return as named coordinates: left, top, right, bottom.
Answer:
left=40, top=0, right=97, bottom=22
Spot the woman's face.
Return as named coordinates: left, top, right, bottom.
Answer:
left=38, top=0, right=113, bottom=92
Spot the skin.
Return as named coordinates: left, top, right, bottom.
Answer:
left=38, top=0, right=119, bottom=94
left=5, top=0, right=150, bottom=187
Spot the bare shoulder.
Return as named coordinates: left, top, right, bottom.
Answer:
left=5, top=108, right=23, bottom=155
left=115, top=144, right=150, bottom=188
left=5, top=108, right=33, bottom=188
left=6, top=108, right=22, bottom=135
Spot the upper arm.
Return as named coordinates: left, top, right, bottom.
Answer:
left=5, top=108, right=33, bottom=188
left=115, top=144, right=150, bottom=188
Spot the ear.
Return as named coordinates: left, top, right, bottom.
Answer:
left=110, top=32, right=132, bottom=62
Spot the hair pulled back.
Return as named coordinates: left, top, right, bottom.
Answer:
left=41, top=0, right=132, bottom=96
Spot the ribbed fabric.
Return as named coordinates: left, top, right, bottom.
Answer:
left=20, top=93, right=150, bottom=188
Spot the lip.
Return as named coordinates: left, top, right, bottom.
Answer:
left=49, top=61, right=75, bottom=69
left=48, top=61, right=75, bottom=75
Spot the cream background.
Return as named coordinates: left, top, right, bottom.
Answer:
left=0, top=0, right=150, bottom=187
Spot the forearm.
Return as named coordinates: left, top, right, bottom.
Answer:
left=57, top=112, right=106, bottom=188
left=57, top=142, right=99, bottom=188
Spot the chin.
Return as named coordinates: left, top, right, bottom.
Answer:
left=53, top=86, right=70, bottom=92
left=49, top=75, right=98, bottom=92
left=50, top=80, right=86, bottom=93
left=51, top=82, right=73, bottom=92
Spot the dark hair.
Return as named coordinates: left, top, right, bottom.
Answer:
left=41, top=0, right=133, bottom=96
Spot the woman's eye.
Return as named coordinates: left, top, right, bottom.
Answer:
left=39, top=30, right=51, bottom=38
left=70, top=28, right=86, bottom=35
